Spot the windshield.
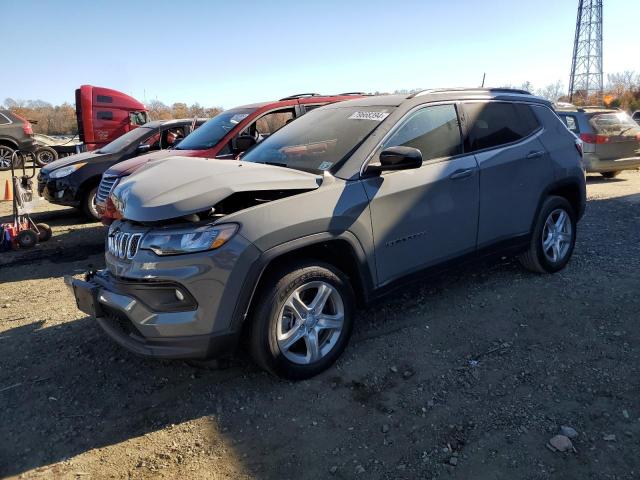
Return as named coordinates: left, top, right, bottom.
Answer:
left=588, top=112, right=640, bottom=136
left=97, top=127, right=154, bottom=154
left=176, top=108, right=255, bottom=150
left=241, top=106, right=393, bottom=173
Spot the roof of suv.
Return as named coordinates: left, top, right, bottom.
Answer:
left=325, top=88, right=550, bottom=109
left=554, top=102, right=618, bottom=114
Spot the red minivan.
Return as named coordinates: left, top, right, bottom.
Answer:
left=97, top=93, right=364, bottom=223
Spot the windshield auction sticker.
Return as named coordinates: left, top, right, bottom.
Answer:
left=348, top=111, right=390, bottom=121
left=230, top=113, right=250, bottom=124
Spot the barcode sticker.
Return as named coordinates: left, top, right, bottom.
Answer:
left=348, top=111, right=390, bottom=121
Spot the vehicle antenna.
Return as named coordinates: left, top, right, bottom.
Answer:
left=481, top=73, right=486, bottom=88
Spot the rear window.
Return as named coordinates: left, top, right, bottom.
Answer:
left=588, top=112, right=639, bottom=136
left=464, top=102, right=540, bottom=152
left=559, top=114, right=580, bottom=134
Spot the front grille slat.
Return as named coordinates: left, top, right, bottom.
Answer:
left=96, top=176, right=118, bottom=203
left=107, top=230, right=142, bottom=260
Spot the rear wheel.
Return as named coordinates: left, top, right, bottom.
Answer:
left=82, top=186, right=100, bottom=221
left=249, top=261, right=355, bottom=380
left=518, top=196, right=576, bottom=274
left=601, top=171, right=621, bottom=179
left=0, top=145, right=16, bottom=170
left=34, top=147, right=58, bottom=167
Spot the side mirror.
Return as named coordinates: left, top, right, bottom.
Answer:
left=366, top=146, right=422, bottom=174
left=137, top=144, right=151, bottom=154
left=235, top=135, right=257, bottom=153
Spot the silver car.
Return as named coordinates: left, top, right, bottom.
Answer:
left=69, top=88, right=586, bottom=379
left=556, top=104, right=640, bottom=178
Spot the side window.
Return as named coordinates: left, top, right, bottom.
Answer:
left=560, top=114, right=580, bottom=134
left=97, top=111, right=113, bottom=121
left=0, top=114, right=10, bottom=125
left=464, top=102, right=540, bottom=152
left=382, top=104, right=462, bottom=161
left=255, top=109, right=295, bottom=136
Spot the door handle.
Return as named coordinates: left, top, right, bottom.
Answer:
left=449, top=168, right=474, bottom=180
left=526, top=151, right=544, bottom=159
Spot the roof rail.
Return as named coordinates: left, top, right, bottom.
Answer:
left=279, top=93, right=321, bottom=101
left=408, top=87, right=532, bottom=99
left=337, top=92, right=367, bottom=96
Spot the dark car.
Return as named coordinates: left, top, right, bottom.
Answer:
left=38, top=118, right=206, bottom=219
left=0, top=110, right=37, bottom=170
left=555, top=103, right=640, bottom=178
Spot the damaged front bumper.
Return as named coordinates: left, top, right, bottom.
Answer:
left=66, top=232, right=261, bottom=359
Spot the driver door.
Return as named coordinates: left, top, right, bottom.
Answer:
left=362, top=104, right=480, bottom=285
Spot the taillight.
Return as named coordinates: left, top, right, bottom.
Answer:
left=579, top=133, right=610, bottom=144
left=22, top=122, right=33, bottom=135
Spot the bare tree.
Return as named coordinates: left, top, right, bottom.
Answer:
left=536, top=81, right=565, bottom=102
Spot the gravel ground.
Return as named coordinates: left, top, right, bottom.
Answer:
left=0, top=168, right=639, bottom=479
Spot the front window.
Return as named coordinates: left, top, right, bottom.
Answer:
left=176, top=108, right=256, bottom=151
left=97, top=127, right=154, bottom=154
left=241, top=106, right=393, bottom=173
left=588, top=112, right=640, bottom=136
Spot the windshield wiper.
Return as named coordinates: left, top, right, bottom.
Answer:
left=261, top=161, right=288, bottom=167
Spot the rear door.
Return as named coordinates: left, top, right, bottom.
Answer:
left=362, top=103, right=479, bottom=285
left=461, top=101, right=551, bottom=248
left=588, top=111, right=640, bottom=161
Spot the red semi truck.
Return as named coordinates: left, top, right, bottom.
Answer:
left=75, top=85, right=149, bottom=151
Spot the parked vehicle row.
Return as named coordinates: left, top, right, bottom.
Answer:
left=38, top=118, right=206, bottom=219
left=67, top=88, right=586, bottom=380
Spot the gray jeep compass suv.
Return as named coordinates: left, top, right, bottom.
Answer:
left=69, top=88, right=586, bottom=379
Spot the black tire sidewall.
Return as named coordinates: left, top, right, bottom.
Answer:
left=35, top=147, right=57, bottom=167
left=533, top=197, right=576, bottom=273
left=253, top=262, right=355, bottom=380
left=36, top=223, right=52, bottom=242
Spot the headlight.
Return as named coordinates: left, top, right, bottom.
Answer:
left=49, top=163, right=86, bottom=178
left=140, top=223, right=238, bottom=256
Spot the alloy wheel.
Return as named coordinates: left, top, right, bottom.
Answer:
left=276, top=281, right=345, bottom=365
left=0, top=147, right=13, bottom=169
left=542, top=208, right=573, bottom=263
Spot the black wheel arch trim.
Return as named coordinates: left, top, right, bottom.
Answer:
left=530, top=178, right=586, bottom=234
left=230, top=231, right=374, bottom=332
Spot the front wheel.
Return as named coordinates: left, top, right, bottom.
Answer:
left=249, top=261, right=355, bottom=380
left=82, top=186, right=100, bottom=221
left=518, top=196, right=576, bottom=273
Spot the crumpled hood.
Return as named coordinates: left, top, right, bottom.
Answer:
left=41, top=150, right=101, bottom=174
left=111, top=156, right=322, bottom=222
left=105, top=149, right=177, bottom=177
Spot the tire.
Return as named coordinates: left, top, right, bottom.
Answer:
left=601, top=171, right=621, bottom=179
left=249, top=261, right=355, bottom=380
left=0, top=145, right=16, bottom=171
left=82, top=186, right=100, bottom=221
left=35, top=223, right=52, bottom=242
left=34, top=146, right=58, bottom=167
left=518, top=196, right=576, bottom=274
left=16, top=230, right=38, bottom=248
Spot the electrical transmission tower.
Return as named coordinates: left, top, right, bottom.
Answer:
left=568, top=0, right=603, bottom=104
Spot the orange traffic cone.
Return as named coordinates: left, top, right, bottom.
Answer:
left=3, top=179, right=12, bottom=201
